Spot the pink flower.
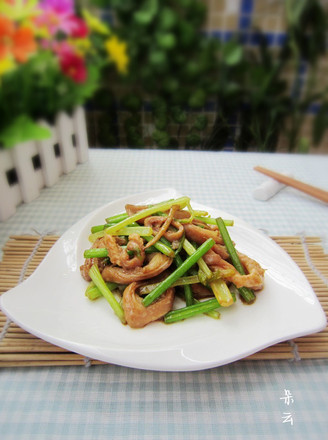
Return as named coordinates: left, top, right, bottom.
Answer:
left=39, top=0, right=74, bottom=15
left=59, top=50, right=87, bottom=83
left=36, top=0, right=88, bottom=37
left=69, top=16, right=89, bottom=38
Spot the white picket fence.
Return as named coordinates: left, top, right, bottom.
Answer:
left=0, top=107, right=89, bottom=221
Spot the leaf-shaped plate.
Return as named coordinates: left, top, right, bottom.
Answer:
left=1, top=188, right=326, bottom=371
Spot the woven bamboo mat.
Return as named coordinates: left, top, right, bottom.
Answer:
left=0, top=235, right=327, bottom=368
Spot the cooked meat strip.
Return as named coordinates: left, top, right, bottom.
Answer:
left=184, top=223, right=225, bottom=245
left=234, top=253, right=265, bottom=290
left=101, top=252, right=173, bottom=284
left=127, top=234, right=145, bottom=259
left=103, top=233, right=145, bottom=270
left=123, top=282, right=174, bottom=328
left=174, top=210, right=191, bottom=220
left=208, top=252, right=265, bottom=291
left=164, top=221, right=185, bottom=242
left=145, top=204, right=180, bottom=248
left=203, top=245, right=229, bottom=262
left=116, top=236, right=127, bottom=246
left=144, top=216, right=184, bottom=242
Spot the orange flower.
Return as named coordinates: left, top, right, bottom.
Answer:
left=12, top=26, right=37, bottom=62
left=0, top=15, right=14, bottom=59
left=0, top=14, right=37, bottom=63
left=0, top=15, right=14, bottom=37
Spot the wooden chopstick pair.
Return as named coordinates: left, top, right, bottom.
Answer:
left=254, top=166, right=328, bottom=203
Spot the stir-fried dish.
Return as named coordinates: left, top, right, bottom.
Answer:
left=80, top=197, right=265, bottom=328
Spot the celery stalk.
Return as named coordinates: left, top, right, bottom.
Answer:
left=104, top=197, right=190, bottom=236
left=183, top=238, right=234, bottom=307
left=164, top=298, right=221, bottom=323
left=88, top=197, right=190, bottom=243
left=142, top=238, right=215, bottom=307
left=113, top=226, right=153, bottom=236
left=85, top=280, right=119, bottom=300
left=89, top=265, right=126, bottom=324
left=216, top=217, right=256, bottom=304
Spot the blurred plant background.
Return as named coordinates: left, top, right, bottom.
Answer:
left=0, top=0, right=128, bottom=148
left=84, top=0, right=328, bottom=153
left=1, top=0, right=328, bottom=153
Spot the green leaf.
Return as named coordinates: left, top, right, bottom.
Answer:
left=222, top=41, right=243, bottom=66
left=193, top=114, right=208, bottom=131
left=188, top=89, right=206, bottom=108
left=298, top=137, right=310, bottom=153
left=134, top=0, right=158, bottom=25
left=156, top=32, right=176, bottom=50
left=154, top=115, right=167, bottom=130
left=158, top=8, right=177, bottom=30
left=184, top=61, right=201, bottom=78
left=286, top=0, right=308, bottom=26
left=76, top=64, right=100, bottom=100
left=149, top=50, right=167, bottom=70
left=152, top=129, right=170, bottom=148
left=171, top=106, right=187, bottom=124
left=0, top=115, right=51, bottom=149
left=176, top=0, right=192, bottom=8
left=186, top=133, right=201, bottom=147
left=178, top=21, right=196, bottom=47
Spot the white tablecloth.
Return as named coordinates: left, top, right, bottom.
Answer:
left=0, top=149, right=327, bottom=440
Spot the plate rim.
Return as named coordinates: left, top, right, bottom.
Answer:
left=1, top=187, right=326, bottom=371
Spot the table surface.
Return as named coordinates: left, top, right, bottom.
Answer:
left=0, top=149, right=327, bottom=440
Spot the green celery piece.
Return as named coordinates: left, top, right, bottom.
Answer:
left=85, top=281, right=119, bottom=300
left=193, top=298, right=221, bottom=319
left=183, top=237, right=234, bottom=307
left=104, top=196, right=190, bottom=236
left=183, top=238, right=212, bottom=278
left=91, top=224, right=110, bottom=234
left=210, top=278, right=234, bottom=307
left=144, top=236, right=175, bottom=258
left=138, top=275, right=200, bottom=295
left=142, top=238, right=215, bottom=307
left=216, top=217, right=256, bottom=304
left=88, top=197, right=190, bottom=243
left=164, top=298, right=221, bottom=323
left=105, top=212, right=129, bottom=224
left=89, top=265, right=126, bottom=324
left=113, top=226, right=153, bottom=236
left=89, top=225, right=152, bottom=243
left=194, top=216, right=234, bottom=227
left=84, top=248, right=108, bottom=259
left=174, top=254, right=193, bottom=306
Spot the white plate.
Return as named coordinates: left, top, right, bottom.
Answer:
left=1, top=188, right=326, bottom=371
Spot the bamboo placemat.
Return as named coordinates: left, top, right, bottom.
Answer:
left=0, top=235, right=327, bottom=368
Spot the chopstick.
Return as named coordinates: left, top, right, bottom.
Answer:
left=254, top=166, right=328, bottom=203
